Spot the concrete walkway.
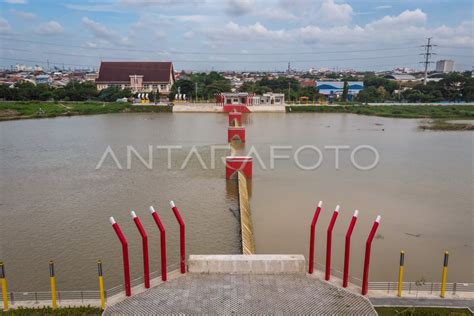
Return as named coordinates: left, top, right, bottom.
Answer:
left=104, top=274, right=377, bottom=315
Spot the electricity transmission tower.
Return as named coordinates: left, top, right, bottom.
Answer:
left=420, top=37, right=436, bottom=85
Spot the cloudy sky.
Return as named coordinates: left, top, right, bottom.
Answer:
left=0, top=0, right=472, bottom=71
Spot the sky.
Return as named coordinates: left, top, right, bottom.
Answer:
left=0, top=0, right=472, bottom=72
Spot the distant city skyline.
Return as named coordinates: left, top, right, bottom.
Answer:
left=0, top=0, right=472, bottom=71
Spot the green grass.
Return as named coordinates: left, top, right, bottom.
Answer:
left=286, top=105, right=474, bottom=119
left=0, top=306, right=102, bottom=315
left=375, top=306, right=473, bottom=316
left=0, top=101, right=172, bottom=120
left=419, top=119, right=474, bottom=131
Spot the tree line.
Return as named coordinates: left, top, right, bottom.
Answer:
left=356, top=72, right=474, bottom=103
left=0, top=81, right=131, bottom=102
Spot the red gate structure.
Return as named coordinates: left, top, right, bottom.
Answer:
left=228, top=127, right=246, bottom=143
left=229, top=112, right=242, bottom=126
left=226, top=156, right=252, bottom=179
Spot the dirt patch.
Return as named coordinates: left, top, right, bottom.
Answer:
left=0, top=109, right=20, bottom=117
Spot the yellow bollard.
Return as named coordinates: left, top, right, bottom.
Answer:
left=97, top=260, right=106, bottom=310
left=49, top=261, right=57, bottom=310
left=440, top=251, right=449, bottom=298
left=0, top=262, right=8, bottom=311
left=397, top=251, right=405, bottom=297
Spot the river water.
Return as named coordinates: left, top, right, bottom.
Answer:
left=0, top=112, right=472, bottom=291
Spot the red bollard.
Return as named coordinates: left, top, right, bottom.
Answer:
left=131, top=211, right=150, bottom=288
left=170, top=201, right=186, bottom=274
left=109, top=217, right=131, bottom=296
left=343, top=210, right=359, bottom=287
left=325, top=205, right=340, bottom=281
left=361, top=215, right=381, bottom=295
left=309, top=201, right=323, bottom=274
left=150, top=206, right=167, bottom=281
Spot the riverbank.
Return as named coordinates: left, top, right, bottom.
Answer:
left=0, top=101, right=171, bottom=121
left=287, top=105, right=474, bottom=130
left=286, top=105, right=474, bottom=119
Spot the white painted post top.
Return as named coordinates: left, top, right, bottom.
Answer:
left=375, top=215, right=381, bottom=223
left=109, top=216, right=116, bottom=225
left=318, top=201, right=323, bottom=207
left=131, top=211, right=137, bottom=218
left=149, top=206, right=156, bottom=213
left=353, top=210, right=359, bottom=217
left=335, top=205, right=340, bottom=212
left=170, top=201, right=175, bottom=208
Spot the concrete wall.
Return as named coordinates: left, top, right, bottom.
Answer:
left=188, top=255, right=305, bottom=274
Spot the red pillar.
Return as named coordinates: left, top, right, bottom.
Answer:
left=170, top=201, right=186, bottom=274
left=308, top=201, right=323, bottom=274
left=325, top=205, right=340, bottom=281
left=343, top=210, right=359, bottom=287
left=131, top=211, right=150, bottom=288
left=109, top=217, right=131, bottom=296
left=362, top=215, right=381, bottom=295
left=228, top=126, right=246, bottom=143
left=225, top=156, right=253, bottom=179
left=150, top=206, right=167, bottom=281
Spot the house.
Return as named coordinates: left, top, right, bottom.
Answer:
left=250, top=93, right=285, bottom=105
left=95, top=61, right=175, bottom=98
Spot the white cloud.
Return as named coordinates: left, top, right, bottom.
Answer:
left=376, top=5, right=392, bottom=10
left=82, top=16, right=130, bottom=46
left=206, top=21, right=291, bottom=41
left=4, top=0, right=27, bottom=4
left=225, top=0, right=256, bottom=16
left=315, top=0, right=353, bottom=26
left=366, top=9, right=427, bottom=29
left=0, top=17, right=12, bottom=34
left=10, top=8, right=36, bottom=20
left=201, top=8, right=473, bottom=52
left=257, top=8, right=297, bottom=21
left=35, top=21, right=65, bottom=35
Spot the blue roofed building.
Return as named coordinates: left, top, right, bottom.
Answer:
left=316, top=81, right=364, bottom=101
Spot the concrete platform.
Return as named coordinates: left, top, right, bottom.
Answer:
left=103, top=273, right=377, bottom=315
left=188, top=254, right=305, bottom=274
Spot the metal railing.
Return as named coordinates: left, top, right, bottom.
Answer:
left=312, top=262, right=473, bottom=295
left=368, top=281, right=474, bottom=295
left=8, top=263, right=180, bottom=303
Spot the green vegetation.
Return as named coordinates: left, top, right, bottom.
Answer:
left=0, top=101, right=171, bottom=120
left=0, top=82, right=132, bottom=102
left=0, top=306, right=102, bottom=315
left=357, top=72, right=474, bottom=103
left=169, top=71, right=232, bottom=101
left=286, top=105, right=474, bottom=119
left=241, top=76, right=320, bottom=102
left=375, top=306, right=473, bottom=316
left=419, top=119, right=474, bottom=131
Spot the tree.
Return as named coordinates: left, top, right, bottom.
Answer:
left=98, top=86, right=131, bottom=102
left=341, top=81, right=348, bottom=101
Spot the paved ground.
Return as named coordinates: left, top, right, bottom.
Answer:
left=104, top=274, right=377, bottom=315
left=370, top=297, right=474, bottom=310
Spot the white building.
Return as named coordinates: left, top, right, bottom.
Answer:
left=250, top=93, right=285, bottom=105
left=436, top=60, right=455, bottom=73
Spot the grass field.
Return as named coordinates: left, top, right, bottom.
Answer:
left=286, top=105, right=474, bottom=119
left=286, top=105, right=474, bottom=130
left=0, top=306, right=102, bottom=315
left=375, top=306, right=473, bottom=316
left=0, top=101, right=171, bottom=120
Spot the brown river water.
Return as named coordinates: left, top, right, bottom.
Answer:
left=0, top=112, right=472, bottom=291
